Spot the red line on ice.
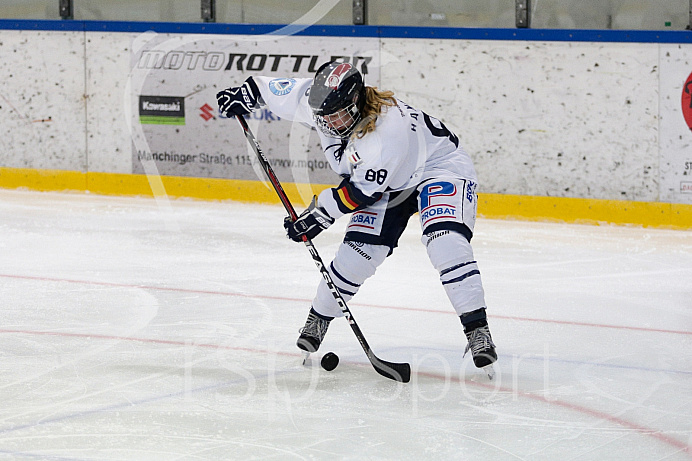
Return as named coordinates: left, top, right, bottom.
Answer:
left=0, top=326, right=689, bottom=454
left=2, top=273, right=690, bottom=337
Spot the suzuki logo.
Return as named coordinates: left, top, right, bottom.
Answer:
left=199, top=103, right=215, bottom=121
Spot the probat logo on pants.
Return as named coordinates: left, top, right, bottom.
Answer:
left=420, top=205, right=457, bottom=226
left=419, top=181, right=458, bottom=227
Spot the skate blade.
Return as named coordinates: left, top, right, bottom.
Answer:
left=484, top=365, right=495, bottom=380
left=301, top=351, right=311, bottom=366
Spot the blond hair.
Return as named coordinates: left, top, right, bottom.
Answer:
left=353, top=87, right=397, bottom=139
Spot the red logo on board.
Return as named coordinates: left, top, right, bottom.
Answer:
left=683, top=71, right=692, bottom=132
left=199, top=103, right=214, bottom=121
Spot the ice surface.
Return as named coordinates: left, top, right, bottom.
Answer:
left=0, top=189, right=690, bottom=460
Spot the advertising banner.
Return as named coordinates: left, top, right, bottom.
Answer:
left=660, top=44, right=692, bottom=204
left=129, top=33, right=380, bottom=187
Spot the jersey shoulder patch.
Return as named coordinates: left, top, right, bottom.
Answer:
left=268, top=78, right=296, bottom=96
left=345, top=144, right=363, bottom=166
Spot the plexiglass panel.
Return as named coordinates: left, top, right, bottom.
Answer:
left=215, top=0, right=353, bottom=25
left=1, top=0, right=60, bottom=20
left=0, top=0, right=689, bottom=30
left=529, top=0, right=689, bottom=30
left=74, top=0, right=199, bottom=22
left=368, top=0, right=516, bottom=28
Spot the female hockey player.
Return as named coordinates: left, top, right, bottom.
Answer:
left=217, top=61, right=497, bottom=370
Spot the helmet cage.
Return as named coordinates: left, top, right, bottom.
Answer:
left=313, top=100, right=362, bottom=139
left=309, top=61, right=365, bottom=139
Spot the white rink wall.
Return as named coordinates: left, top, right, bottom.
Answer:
left=0, top=30, right=87, bottom=172
left=0, top=26, right=691, bottom=205
left=383, top=39, right=660, bottom=200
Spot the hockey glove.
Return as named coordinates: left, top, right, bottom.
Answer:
left=216, top=77, right=262, bottom=117
left=284, top=196, right=335, bottom=242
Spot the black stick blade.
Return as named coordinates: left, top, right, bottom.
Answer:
left=370, top=355, right=411, bottom=383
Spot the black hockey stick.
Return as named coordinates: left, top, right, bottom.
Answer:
left=235, top=114, right=411, bottom=383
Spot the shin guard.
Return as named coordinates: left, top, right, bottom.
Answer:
left=311, top=241, right=389, bottom=318
left=423, top=230, right=486, bottom=316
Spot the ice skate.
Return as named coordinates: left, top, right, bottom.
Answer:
left=464, top=323, right=497, bottom=372
left=460, top=308, right=497, bottom=375
left=296, top=308, right=332, bottom=354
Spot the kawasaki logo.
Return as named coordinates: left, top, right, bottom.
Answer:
left=139, top=95, right=185, bottom=125
left=142, top=101, right=181, bottom=112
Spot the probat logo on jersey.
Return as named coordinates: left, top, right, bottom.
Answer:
left=348, top=211, right=378, bottom=230
left=326, top=63, right=353, bottom=89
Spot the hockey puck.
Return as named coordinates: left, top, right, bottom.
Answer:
left=320, top=352, right=339, bottom=371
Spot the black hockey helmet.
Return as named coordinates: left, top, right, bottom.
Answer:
left=308, top=61, right=366, bottom=139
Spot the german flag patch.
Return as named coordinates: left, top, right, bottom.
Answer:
left=336, top=186, right=359, bottom=210
left=331, top=178, right=382, bottom=215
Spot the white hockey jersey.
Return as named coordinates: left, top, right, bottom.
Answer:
left=253, top=76, right=478, bottom=220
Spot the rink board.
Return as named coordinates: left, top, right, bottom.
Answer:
left=0, top=21, right=691, bottom=227
left=1, top=166, right=690, bottom=229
